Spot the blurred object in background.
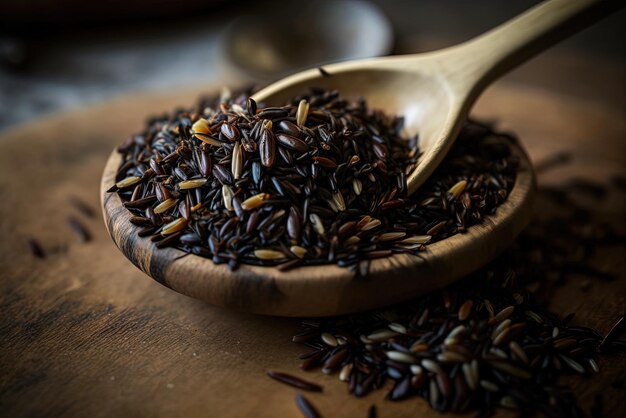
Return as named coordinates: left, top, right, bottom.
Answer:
left=0, top=19, right=226, bottom=131
left=0, top=0, right=234, bottom=130
left=0, top=0, right=624, bottom=132
left=223, top=0, right=392, bottom=79
left=0, top=0, right=391, bottom=131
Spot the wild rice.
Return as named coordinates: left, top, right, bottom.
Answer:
left=266, top=370, right=323, bottom=392
left=109, top=88, right=517, bottom=271
left=287, top=181, right=626, bottom=417
left=28, top=239, right=45, bottom=259
left=295, top=393, right=321, bottom=418
left=67, top=216, right=91, bottom=242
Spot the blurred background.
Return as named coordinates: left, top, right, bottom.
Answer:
left=0, top=0, right=624, bottom=131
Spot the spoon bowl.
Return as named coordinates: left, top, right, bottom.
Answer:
left=252, top=58, right=461, bottom=195
left=252, top=0, right=617, bottom=194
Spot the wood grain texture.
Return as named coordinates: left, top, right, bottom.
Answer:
left=0, top=83, right=624, bottom=418
left=101, top=140, right=534, bottom=317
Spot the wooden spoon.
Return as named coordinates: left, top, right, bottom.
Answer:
left=252, top=0, right=619, bottom=195
left=101, top=0, right=618, bottom=316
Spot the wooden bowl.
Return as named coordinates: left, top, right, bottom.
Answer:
left=101, top=141, right=535, bottom=317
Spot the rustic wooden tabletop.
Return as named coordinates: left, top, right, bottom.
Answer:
left=0, top=77, right=624, bottom=417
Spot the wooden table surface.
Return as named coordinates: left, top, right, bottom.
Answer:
left=0, top=81, right=624, bottom=418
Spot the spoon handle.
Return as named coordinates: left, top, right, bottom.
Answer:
left=448, top=0, right=621, bottom=97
